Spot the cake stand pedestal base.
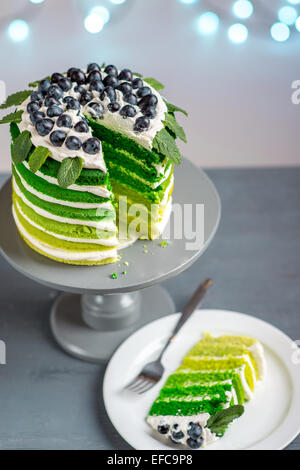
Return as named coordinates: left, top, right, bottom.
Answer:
left=50, top=285, right=175, bottom=363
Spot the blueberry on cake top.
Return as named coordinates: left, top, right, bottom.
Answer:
left=0, top=62, right=187, bottom=265
left=147, top=333, right=266, bottom=449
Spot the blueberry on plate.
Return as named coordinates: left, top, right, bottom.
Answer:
left=118, top=69, right=133, bottom=81
left=138, top=94, right=158, bottom=108
left=66, top=97, right=80, bottom=110
left=44, top=96, right=60, bottom=107
left=58, top=77, right=72, bottom=92
left=117, top=82, right=132, bottom=95
left=103, top=75, right=119, bottom=88
left=57, top=114, right=73, bottom=128
left=186, top=437, right=203, bottom=449
left=134, top=116, right=150, bottom=132
left=46, top=85, right=63, bottom=100
left=104, top=64, right=118, bottom=77
left=27, top=101, right=41, bottom=114
left=120, top=105, right=136, bottom=118
left=142, top=106, right=156, bottom=119
left=74, top=120, right=89, bottom=133
left=87, top=70, right=102, bottom=83
left=30, top=111, right=45, bottom=125
left=107, top=102, right=120, bottom=113
left=30, top=91, right=43, bottom=105
left=157, top=424, right=169, bottom=435
left=187, top=423, right=203, bottom=440
left=89, top=79, right=104, bottom=92
left=38, top=79, right=51, bottom=96
left=70, top=69, right=86, bottom=85
left=88, top=102, right=104, bottom=116
left=47, top=105, right=63, bottom=118
left=50, top=130, right=67, bottom=146
left=87, top=62, right=100, bottom=74
left=36, top=118, right=54, bottom=136
left=169, top=436, right=181, bottom=445
left=82, top=137, right=101, bottom=155
left=100, top=86, right=116, bottom=102
left=137, top=86, right=151, bottom=98
left=74, top=84, right=86, bottom=94
left=79, top=91, right=93, bottom=106
left=67, top=67, right=79, bottom=78
left=65, top=136, right=82, bottom=151
left=123, top=93, right=137, bottom=106
left=171, top=430, right=184, bottom=441
left=132, top=78, right=143, bottom=89
left=51, top=72, right=64, bottom=84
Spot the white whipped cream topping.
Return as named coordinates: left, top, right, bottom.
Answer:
left=249, top=341, right=267, bottom=380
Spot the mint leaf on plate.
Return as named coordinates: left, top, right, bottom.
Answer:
left=206, top=405, right=244, bottom=435
left=152, top=128, right=181, bottom=165
left=11, top=130, right=32, bottom=165
left=28, top=146, right=51, bottom=173
left=165, top=100, right=188, bottom=117
left=164, top=113, right=187, bottom=143
left=28, top=76, right=50, bottom=88
left=144, top=77, right=165, bottom=91
left=10, top=122, right=21, bottom=141
left=0, top=110, right=23, bottom=124
left=57, top=157, right=83, bottom=188
left=0, top=90, right=32, bottom=109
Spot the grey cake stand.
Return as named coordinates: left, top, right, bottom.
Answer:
left=0, top=158, right=221, bottom=362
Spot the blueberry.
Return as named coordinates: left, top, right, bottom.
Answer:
left=83, top=137, right=101, bottom=155
left=142, top=106, right=156, bottom=119
left=187, top=423, right=203, bottom=440
left=104, top=64, right=118, bottom=76
left=157, top=424, right=169, bottom=435
left=132, top=78, right=143, bottom=89
left=103, top=75, right=119, bottom=88
left=66, top=97, right=80, bottom=110
left=70, top=69, right=86, bottom=85
left=57, top=114, right=73, bottom=128
left=30, top=111, right=45, bottom=125
left=89, top=80, right=105, bottom=93
left=38, top=79, right=51, bottom=96
left=88, top=102, right=104, bottom=117
left=67, top=67, right=79, bottom=78
left=120, top=105, right=136, bottom=118
left=65, top=136, right=82, bottom=151
left=74, top=85, right=86, bottom=94
left=134, top=116, right=150, bottom=132
left=87, top=70, right=102, bottom=83
left=138, top=94, right=158, bottom=109
left=137, top=86, right=151, bottom=98
left=107, top=102, right=120, bottom=113
left=30, top=91, right=43, bottom=105
left=123, top=93, right=137, bottom=105
left=44, top=96, right=60, bottom=107
left=186, top=437, right=203, bottom=449
left=27, top=101, right=40, bottom=113
left=47, top=105, right=63, bottom=117
left=63, top=96, right=74, bottom=104
left=47, top=85, right=63, bottom=100
left=58, top=77, right=72, bottom=92
left=74, top=120, right=89, bottom=133
left=36, top=118, right=54, bottom=136
left=51, top=72, right=64, bottom=84
left=117, top=82, right=132, bottom=94
left=100, top=86, right=116, bottom=102
left=118, top=69, right=133, bottom=81
left=87, top=62, right=100, bottom=74
left=79, top=91, right=93, bottom=106
left=171, top=430, right=184, bottom=441
left=50, top=130, right=66, bottom=146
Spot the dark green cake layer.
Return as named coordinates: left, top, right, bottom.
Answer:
left=149, top=400, right=224, bottom=417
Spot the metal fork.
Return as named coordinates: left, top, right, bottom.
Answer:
left=124, top=278, right=212, bottom=394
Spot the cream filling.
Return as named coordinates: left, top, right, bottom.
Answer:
left=22, top=161, right=112, bottom=198
left=13, top=177, right=117, bottom=232
left=15, top=165, right=114, bottom=210
left=13, top=205, right=117, bottom=261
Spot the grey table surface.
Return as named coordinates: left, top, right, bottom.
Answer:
left=0, top=168, right=299, bottom=451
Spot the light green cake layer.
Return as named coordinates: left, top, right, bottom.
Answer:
left=148, top=399, right=224, bottom=417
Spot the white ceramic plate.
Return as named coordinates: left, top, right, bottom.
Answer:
left=103, top=309, right=300, bottom=450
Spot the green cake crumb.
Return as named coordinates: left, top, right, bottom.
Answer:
left=122, top=270, right=127, bottom=275
left=160, top=241, right=169, bottom=248
left=144, top=249, right=148, bottom=253
left=124, top=261, right=129, bottom=266
left=111, top=273, right=118, bottom=279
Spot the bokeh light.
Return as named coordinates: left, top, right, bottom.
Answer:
left=197, top=12, right=219, bottom=35
left=84, top=13, right=104, bottom=33
left=228, top=23, right=248, bottom=43
left=296, top=16, right=300, bottom=32
left=91, top=6, right=110, bottom=24
left=232, top=1, right=254, bottom=20
left=29, top=0, right=45, bottom=3
left=270, top=22, right=290, bottom=42
left=109, top=0, right=127, bottom=4
left=8, top=19, right=30, bottom=42
left=179, top=0, right=199, bottom=4
left=278, top=6, right=297, bottom=25
left=287, top=0, right=300, bottom=5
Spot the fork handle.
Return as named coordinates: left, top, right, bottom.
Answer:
left=158, top=279, right=212, bottom=359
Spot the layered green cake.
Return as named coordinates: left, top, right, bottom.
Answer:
left=0, top=63, right=187, bottom=265
left=147, top=333, right=266, bottom=449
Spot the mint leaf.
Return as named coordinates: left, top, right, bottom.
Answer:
left=0, top=110, right=23, bottom=124
left=11, top=130, right=32, bottom=165
left=133, top=72, right=143, bottom=78
left=164, top=113, right=187, bottom=143
left=206, top=405, right=244, bottom=434
left=57, top=157, right=83, bottom=188
left=0, top=90, right=32, bottom=109
left=28, top=146, right=51, bottom=173
left=28, top=76, right=50, bottom=88
left=152, top=128, right=181, bottom=165
left=144, top=77, right=165, bottom=91
left=100, top=62, right=106, bottom=70
left=165, top=100, right=188, bottom=117
left=10, top=122, right=21, bottom=142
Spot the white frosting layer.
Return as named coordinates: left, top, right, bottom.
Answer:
left=249, top=341, right=267, bottom=380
